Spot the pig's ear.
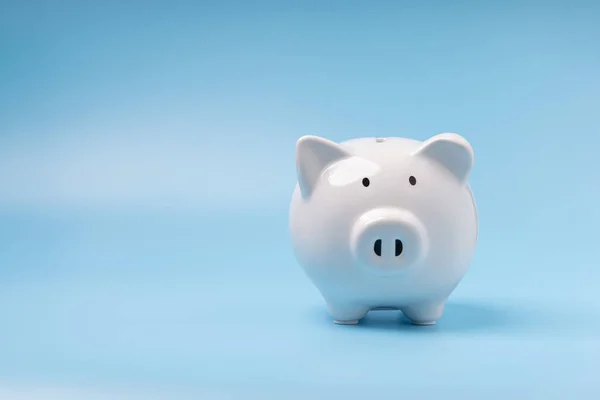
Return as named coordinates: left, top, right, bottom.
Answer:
left=296, top=135, right=351, bottom=199
left=412, top=133, right=474, bottom=184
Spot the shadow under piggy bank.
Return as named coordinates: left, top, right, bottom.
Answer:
left=311, top=301, right=536, bottom=334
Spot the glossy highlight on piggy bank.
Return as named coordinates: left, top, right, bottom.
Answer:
left=289, top=133, right=478, bottom=326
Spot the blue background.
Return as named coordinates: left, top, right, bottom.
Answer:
left=1, top=1, right=599, bottom=398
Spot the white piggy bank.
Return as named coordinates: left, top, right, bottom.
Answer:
left=289, top=133, right=478, bottom=326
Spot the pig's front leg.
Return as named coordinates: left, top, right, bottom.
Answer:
left=401, top=300, right=446, bottom=326
left=326, top=301, right=369, bottom=325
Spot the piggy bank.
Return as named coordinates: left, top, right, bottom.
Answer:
left=289, top=133, right=478, bottom=325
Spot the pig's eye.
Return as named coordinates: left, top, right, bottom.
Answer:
left=409, top=176, right=417, bottom=186
left=362, top=178, right=370, bottom=187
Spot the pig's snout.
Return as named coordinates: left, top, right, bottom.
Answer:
left=351, top=208, right=428, bottom=273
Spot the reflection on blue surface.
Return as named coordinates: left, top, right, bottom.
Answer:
left=2, top=1, right=600, bottom=398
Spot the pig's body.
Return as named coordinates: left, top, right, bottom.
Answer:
left=289, top=135, right=478, bottom=325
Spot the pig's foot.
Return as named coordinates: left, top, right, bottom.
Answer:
left=334, top=319, right=359, bottom=325
left=402, top=301, right=446, bottom=326
left=326, top=302, right=369, bottom=325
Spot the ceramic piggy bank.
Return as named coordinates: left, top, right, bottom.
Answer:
left=289, top=133, right=478, bottom=326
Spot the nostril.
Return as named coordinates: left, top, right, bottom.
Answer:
left=374, top=239, right=382, bottom=256
left=395, top=239, right=403, bottom=256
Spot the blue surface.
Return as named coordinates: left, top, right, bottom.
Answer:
left=1, top=1, right=600, bottom=398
